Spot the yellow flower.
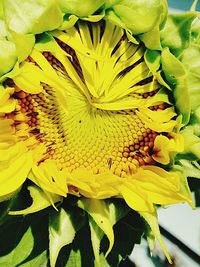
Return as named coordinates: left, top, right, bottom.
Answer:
left=1, top=1, right=199, bottom=265
left=1, top=15, right=195, bottom=263
left=0, top=21, right=191, bottom=212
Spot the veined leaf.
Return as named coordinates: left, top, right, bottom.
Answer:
left=49, top=206, right=85, bottom=267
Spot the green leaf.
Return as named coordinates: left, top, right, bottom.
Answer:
left=9, top=186, right=61, bottom=215
left=49, top=205, right=85, bottom=267
left=106, top=199, right=130, bottom=225
left=0, top=225, right=34, bottom=266
left=161, top=12, right=197, bottom=57
left=64, top=249, right=82, bottom=267
left=0, top=197, right=17, bottom=226
left=140, top=211, right=172, bottom=264
left=79, top=199, right=129, bottom=267
left=194, top=189, right=200, bottom=207
left=57, top=224, right=95, bottom=267
left=0, top=211, right=49, bottom=266
left=78, top=199, right=114, bottom=257
left=3, top=0, right=63, bottom=34
left=95, top=254, right=110, bottom=267
left=89, top=217, right=104, bottom=267
left=102, top=210, right=145, bottom=267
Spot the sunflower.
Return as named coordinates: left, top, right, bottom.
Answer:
left=0, top=1, right=200, bottom=266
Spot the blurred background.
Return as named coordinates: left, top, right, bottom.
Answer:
left=168, top=0, right=200, bottom=12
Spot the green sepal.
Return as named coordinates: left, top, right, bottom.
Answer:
left=105, top=9, right=139, bottom=44
left=191, top=16, right=200, bottom=43
left=140, top=210, right=172, bottom=264
left=140, top=27, right=162, bottom=50
left=60, top=11, right=105, bottom=31
left=108, top=0, right=167, bottom=35
left=160, top=12, right=198, bottom=57
left=181, top=40, right=200, bottom=112
left=81, top=12, right=106, bottom=22
left=59, top=0, right=105, bottom=17
left=176, top=160, right=200, bottom=179
left=161, top=48, right=187, bottom=81
left=10, top=31, right=35, bottom=63
left=3, top=0, right=63, bottom=35
left=49, top=206, right=86, bottom=267
left=0, top=20, right=7, bottom=39
left=180, top=125, right=200, bottom=160
left=144, top=49, right=173, bottom=90
left=59, top=14, right=79, bottom=30
left=161, top=48, right=190, bottom=124
left=35, top=32, right=64, bottom=53
left=0, top=1, right=6, bottom=38
left=0, top=0, right=3, bottom=19
left=144, top=49, right=161, bottom=74
left=0, top=62, right=20, bottom=84
left=0, top=39, right=17, bottom=76
left=177, top=107, right=200, bottom=162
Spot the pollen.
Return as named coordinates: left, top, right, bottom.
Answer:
left=4, top=20, right=174, bottom=178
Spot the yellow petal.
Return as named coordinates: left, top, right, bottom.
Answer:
left=0, top=150, right=32, bottom=196
left=136, top=109, right=177, bottom=133
left=29, top=160, right=68, bottom=197
left=140, top=211, right=172, bottom=264
left=0, top=87, right=17, bottom=113
left=152, top=133, right=184, bottom=164
left=119, top=183, right=154, bottom=212
left=13, top=62, right=46, bottom=94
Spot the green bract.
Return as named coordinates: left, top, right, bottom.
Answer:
left=106, top=0, right=167, bottom=34
left=181, top=18, right=200, bottom=112
left=59, top=0, right=105, bottom=16
left=176, top=16, right=200, bottom=178
left=0, top=0, right=169, bottom=78
left=3, top=0, right=63, bottom=34
left=0, top=40, right=17, bottom=76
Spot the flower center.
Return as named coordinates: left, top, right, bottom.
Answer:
left=10, top=21, right=170, bottom=177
